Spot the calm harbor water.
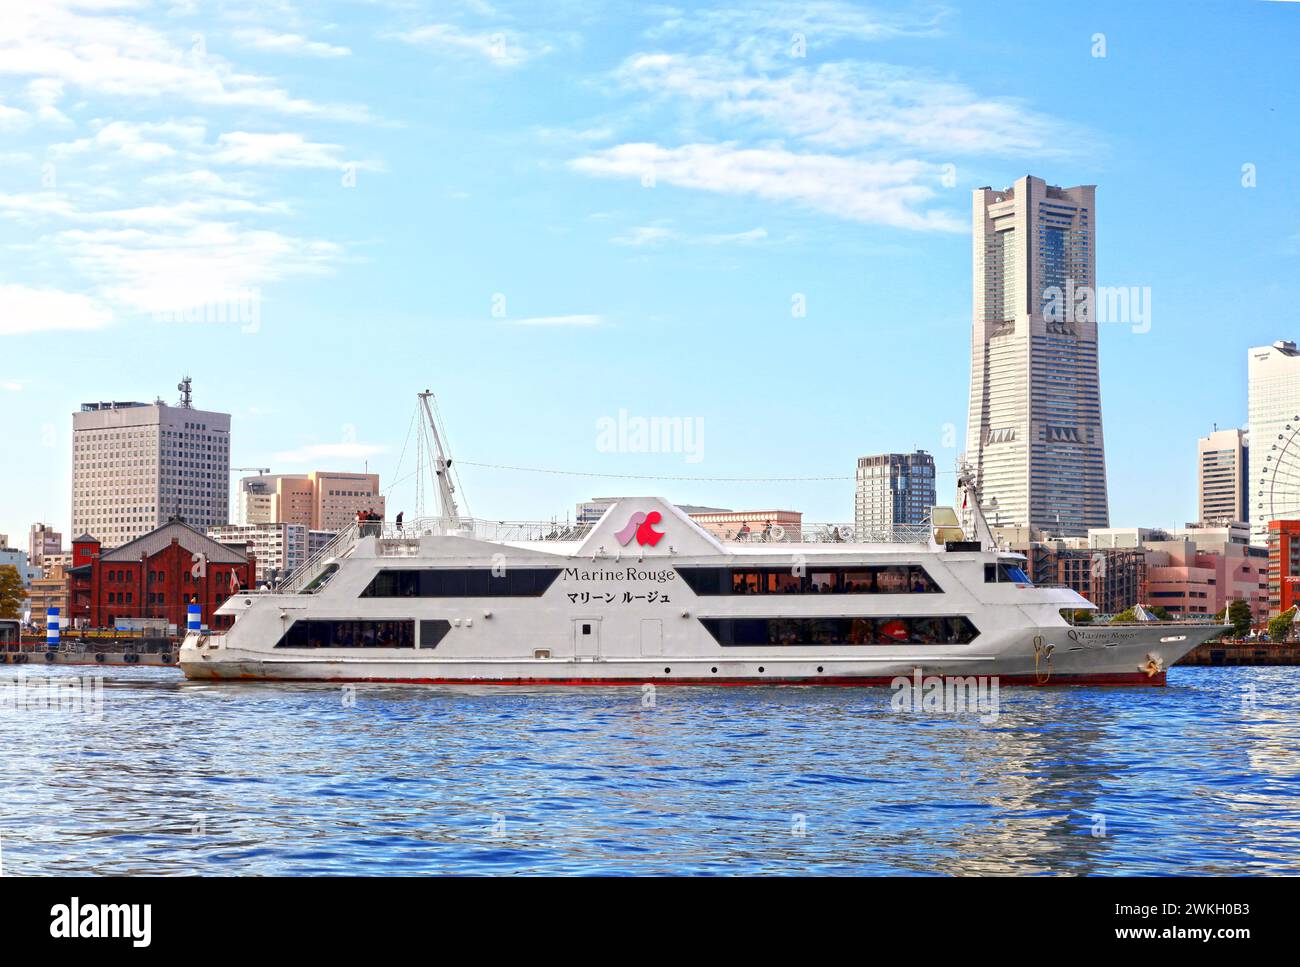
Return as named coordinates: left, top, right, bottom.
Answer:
left=1, top=664, right=1298, bottom=875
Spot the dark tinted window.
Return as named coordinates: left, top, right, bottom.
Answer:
left=276, top=619, right=416, bottom=649
left=361, top=568, right=561, bottom=597
left=985, top=563, right=1033, bottom=585
left=677, top=565, right=942, bottom=595
left=698, top=615, right=978, bottom=646
left=419, top=619, right=451, bottom=649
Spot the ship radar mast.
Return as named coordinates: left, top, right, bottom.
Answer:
left=418, top=390, right=462, bottom=526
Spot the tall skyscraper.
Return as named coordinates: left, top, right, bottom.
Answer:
left=1197, top=428, right=1248, bottom=526
left=855, top=451, right=937, bottom=534
left=72, top=379, right=231, bottom=547
left=1248, top=340, right=1300, bottom=546
left=966, top=175, right=1108, bottom=536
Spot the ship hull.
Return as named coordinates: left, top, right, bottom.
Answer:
left=180, top=624, right=1220, bottom=686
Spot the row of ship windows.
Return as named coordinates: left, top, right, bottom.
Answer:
left=274, top=619, right=449, bottom=649
left=700, top=616, right=980, bottom=646
left=269, top=617, right=980, bottom=650
left=677, top=566, right=942, bottom=595
left=358, top=566, right=952, bottom=598
left=361, top=568, right=563, bottom=598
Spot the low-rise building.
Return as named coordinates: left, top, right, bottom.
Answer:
left=67, top=521, right=255, bottom=632
left=0, top=546, right=38, bottom=589
left=687, top=509, right=804, bottom=542
left=28, top=562, right=70, bottom=631
left=992, top=525, right=1266, bottom=622
left=1268, top=519, right=1300, bottom=616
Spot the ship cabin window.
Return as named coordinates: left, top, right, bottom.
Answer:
left=360, top=568, right=563, bottom=598
left=275, top=618, right=418, bottom=649
left=700, top=616, right=979, bottom=646
left=676, top=565, right=942, bottom=596
left=985, top=563, right=1032, bottom=585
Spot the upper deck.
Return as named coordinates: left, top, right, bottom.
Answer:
left=272, top=495, right=1014, bottom=596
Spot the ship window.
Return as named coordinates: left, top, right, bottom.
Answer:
left=677, top=565, right=943, bottom=596
left=419, top=620, right=451, bottom=649
left=361, top=568, right=562, bottom=598
left=698, top=616, right=979, bottom=646
left=985, top=563, right=1033, bottom=585
left=275, top=619, right=417, bottom=649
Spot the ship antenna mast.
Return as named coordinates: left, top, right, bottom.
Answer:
left=418, top=390, right=461, bottom=526
left=957, top=461, right=997, bottom=549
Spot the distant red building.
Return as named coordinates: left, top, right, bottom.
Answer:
left=68, top=520, right=255, bottom=631
left=1268, top=519, right=1300, bottom=617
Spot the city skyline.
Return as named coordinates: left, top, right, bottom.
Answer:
left=2, top=1, right=1299, bottom=544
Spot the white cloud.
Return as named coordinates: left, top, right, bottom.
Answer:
left=0, top=0, right=372, bottom=122
left=612, top=223, right=769, bottom=246
left=511, top=314, right=604, bottom=326
left=573, top=143, right=962, bottom=232
left=142, top=169, right=255, bottom=197
left=0, top=192, right=79, bottom=220
left=612, top=225, right=676, bottom=247
left=700, top=227, right=768, bottom=244
left=57, top=221, right=343, bottom=315
left=235, top=29, right=351, bottom=59
left=391, top=24, right=543, bottom=68
left=52, top=119, right=206, bottom=162
left=0, top=99, right=28, bottom=129
left=617, top=53, right=1079, bottom=158
left=212, top=131, right=380, bottom=170
left=649, top=0, right=949, bottom=51
left=0, top=283, right=112, bottom=335
left=25, top=78, right=69, bottom=124
left=272, top=442, right=388, bottom=463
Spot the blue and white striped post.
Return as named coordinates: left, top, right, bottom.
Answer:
left=46, top=607, right=60, bottom=648
left=186, top=604, right=202, bottom=634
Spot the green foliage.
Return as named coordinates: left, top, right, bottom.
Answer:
left=1268, top=608, right=1296, bottom=642
left=0, top=565, right=25, bottom=620
left=1214, top=599, right=1253, bottom=638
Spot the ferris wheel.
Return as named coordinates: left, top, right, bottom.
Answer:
left=1262, top=416, right=1300, bottom=522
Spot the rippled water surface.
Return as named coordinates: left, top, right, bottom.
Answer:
left=1, top=664, right=1298, bottom=875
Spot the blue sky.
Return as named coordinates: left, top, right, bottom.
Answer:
left=1, top=0, right=1298, bottom=543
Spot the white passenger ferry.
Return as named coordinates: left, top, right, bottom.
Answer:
left=181, top=394, right=1225, bottom=686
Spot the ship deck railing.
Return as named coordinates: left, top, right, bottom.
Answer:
left=274, top=517, right=939, bottom=594
left=362, top=518, right=933, bottom=547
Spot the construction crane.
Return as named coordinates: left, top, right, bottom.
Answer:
left=231, top=466, right=271, bottom=476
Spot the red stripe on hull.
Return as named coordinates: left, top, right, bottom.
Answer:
left=189, top=671, right=1168, bottom=687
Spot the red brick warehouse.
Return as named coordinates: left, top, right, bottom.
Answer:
left=68, top=519, right=256, bottom=631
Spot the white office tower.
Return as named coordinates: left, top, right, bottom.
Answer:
left=1248, top=340, right=1300, bottom=546
left=966, top=175, right=1108, bottom=537
left=1197, top=427, right=1248, bottom=527
left=71, top=378, right=231, bottom=547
